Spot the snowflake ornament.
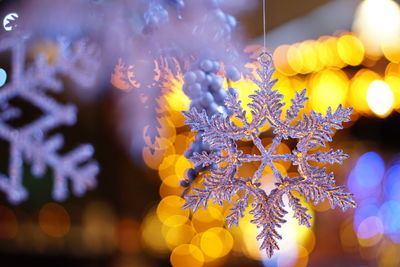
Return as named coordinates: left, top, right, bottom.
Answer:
left=182, top=52, right=356, bottom=257
left=0, top=32, right=99, bottom=204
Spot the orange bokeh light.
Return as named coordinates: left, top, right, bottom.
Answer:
left=39, top=202, right=70, bottom=238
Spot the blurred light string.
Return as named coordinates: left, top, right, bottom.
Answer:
left=263, top=0, right=267, bottom=49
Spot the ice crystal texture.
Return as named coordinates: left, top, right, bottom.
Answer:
left=182, top=53, right=356, bottom=257
left=0, top=32, right=99, bottom=204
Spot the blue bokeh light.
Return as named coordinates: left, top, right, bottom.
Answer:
left=353, top=201, right=379, bottom=230
left=347, top=152, right=384, bottom=200
left=378, top=200, right=400, bottom=243
left=0, top=68, right=7, bottom=87
left=384, top=165, right=400, bottom=202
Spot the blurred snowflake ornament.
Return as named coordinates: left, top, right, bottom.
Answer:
left=182, top=52, right=355, bottom=257
left=0, top=32, right=100, bottom=204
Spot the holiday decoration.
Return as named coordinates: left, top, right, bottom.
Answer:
left=0, top=30, right=99, bottom=204
left=111, top=0, right=246, bottom=159
left=182, top=52, right=355, bottom=257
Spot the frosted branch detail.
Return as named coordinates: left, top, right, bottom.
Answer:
left=182, top=52, right=355, bottom=257
left=0, top=33, right=99, bottom=204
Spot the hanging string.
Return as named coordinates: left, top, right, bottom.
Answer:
left=263, top=0, right=267, bottom=49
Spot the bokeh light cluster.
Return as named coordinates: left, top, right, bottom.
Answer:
left=271, top=31, right=400, bottom=120
left=342, top=152, right=400, bottom=267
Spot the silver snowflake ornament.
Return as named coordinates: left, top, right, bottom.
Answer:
left=182, top=52, right=355, bottom=257
left=0, top=32, right=99, bottom=204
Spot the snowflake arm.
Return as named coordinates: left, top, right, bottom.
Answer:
left=0, top=33, right=99, bottom=203
left=182, top=52, right=355, bottom=257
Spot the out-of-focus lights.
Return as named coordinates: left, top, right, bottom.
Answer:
left=340, top=220, right=358, bottom=251
left=309, top=69, right=348, bottom=114
left=337, top=34, right=365, bottom=66
left=357, top=216, right=384, bottom=241
left=38, top=202, right=70, bottom=238
left=0, top=68, right=7, bottom=87
left=378, top=242, right=400, bottom=267
left=156, top=196, right=189, bottom=227
left=275, top=245, right=309, bottom=267
left=386, top=62, right=400, bottom=76
left=163, top=223, right=196, bottom=250
left=192, top=205, right=224, bottom=233
left=116, top=219, right=141, bottom=254
left=384, top=165, right=400, bottom=202
left=142, top=138, right=175, bottom=170
left=348, top=152, right=384, bottom=200
left=159, top=154, right=180, bottom=180
left=273, top=45, right=297, bottom=76
left=0, top=205, right=17, bottom=239
left=353, top=0, right=400, bottom=56
left=159, top=175, right=183, bottom=198
left=320, top=36, right=345, bottom=68
left=298, top=41, right=320, bottom=73
left=141, top=211, right=169, bottom=254
left=382, top=36, right=400, bottom=63
left=367, top=80, right=394, bottom=117
left=170, top=244, right=205, bottom=267
left=82, top=201, right=116, bottom=254
left=200, top=227, right=233, bottom=259
left=385, top=75, right=400, bottom=111
left=354, top=201, right=380, bottom=229
left=378, top=201, right=400, bottom=242
left=355, top=152, right=384, bottom=188
left=240, top=195, right=314, bottom=262
left=3, top=13, right=18, bottom=31
left=349, top=69, right=380, bottom=114
left=174, top=155, right=192, bottom=179
left=164, top=73, right=188, bottom=128
left=287, top=43, right=304, bottom=74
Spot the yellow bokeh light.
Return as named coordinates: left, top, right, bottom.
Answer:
left=173, top=134, right=193, bottom=155
left=385, top=74, right=400, bottom=110
left=318, top=36, right=345, bottom=68
left=156, top=196, right=189, bottom=227
left=298, top=41, right=320, bottom=74
left=229, top=77, right=271, bottom=133
left=349, top=69, right=380, bottom=114
left=378, top=242, right=400, bottom=267
left=142, top=138, right=175, bottom=170
left=366, top=80, right=394, bottom=117
left=273, top=45, right=297, bottom=76
left=164, top=73, right=189, bottom=128
left=340, top=219, right=358, bottom=253
left=337, top=34, right=365, bottom=66
left=353, top=0, right=400, bottom=56
left=175, top=155, right=192, bottom=179
left=158, top=154, right=180, bottom=181
left=385, top=62, right=400, bottom=76
left=170, top=244, right=205, bottom=267
left=200, top=227, right=233, bottom=259
left=141, top=211, right=169, bottom=254
left=159, top=175, right=184, bottom=198
left=192, top=205, right=224, bottom=233
left=382, top=36, right=400, bottom=63
left=162, top=223, right=197, bottom=250
left=238, top=195, right=314, bottom=261
left=309, top=69, right=349, bottom=114
left=357, top=216, right=384, bottom=247
left=287, top=43, right=304, bottom=74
